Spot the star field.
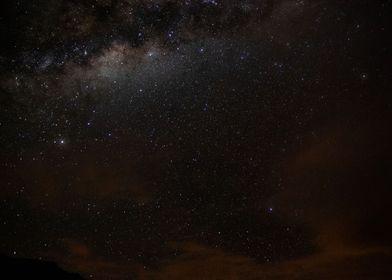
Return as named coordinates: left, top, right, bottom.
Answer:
left=1, top=1, right=392, bottom=279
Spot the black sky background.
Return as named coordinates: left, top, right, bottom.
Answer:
left=1, top=1, right=391, bottom=279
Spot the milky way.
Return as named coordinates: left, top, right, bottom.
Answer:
left=1, top=1, right=391, bottom=279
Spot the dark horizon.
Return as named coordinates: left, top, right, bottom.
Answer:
left=0, top=254, right=84, bottom=279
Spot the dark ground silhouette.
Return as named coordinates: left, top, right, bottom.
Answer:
left=0, top=254, right=84, bottom=280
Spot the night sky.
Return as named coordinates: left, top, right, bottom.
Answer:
left=1, top=1, right=391, bottom=279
